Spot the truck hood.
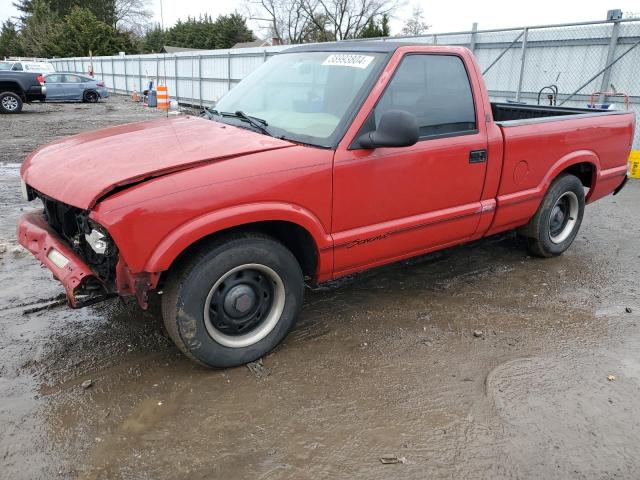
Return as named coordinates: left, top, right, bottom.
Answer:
left=22, top=116, right=294, bottom=209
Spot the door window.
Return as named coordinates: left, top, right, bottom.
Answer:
left=47, top=74, right=63, bottom=83
left=64, top=74, right=82, bottom=83
left=370, top=55, right=477, bottom=139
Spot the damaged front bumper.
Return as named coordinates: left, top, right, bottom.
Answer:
left=17, top=211, right=114, bottom=307
left=16, top=210, right=158, bottom=309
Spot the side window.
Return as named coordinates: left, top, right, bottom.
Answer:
left=64, top=75, right=82, bottom=83
left=373, top=55, right=476, bottom=138
left=11, top=63, right=23, bottom=71
left=47, top=74, right=62, bottom=83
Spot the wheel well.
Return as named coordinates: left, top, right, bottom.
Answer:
left=0, top=82, right=24, bottom=100
left=168, top=221, right=319, bottom=281
left=563, top=162, right=594, bottom=188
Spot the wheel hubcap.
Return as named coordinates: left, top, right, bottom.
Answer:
left=2, top=96, right=18, bottom=110
left=203, top=264, right=285, bottom=348
left=548, top=191, right=579, bottom=244
left=224, top=284, right=256, bottom=316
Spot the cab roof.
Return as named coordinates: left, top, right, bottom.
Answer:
left=283, top=41, right=430, bottom=54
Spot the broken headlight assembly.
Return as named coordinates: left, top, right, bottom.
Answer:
left=78, top=217, right=118, bottom=283
left=85, top=228, right=110, bottom=255
left=82, top=219, right=114, bottom=256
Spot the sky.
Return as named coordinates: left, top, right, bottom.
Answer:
left=1, top=0, right=639, bottom=35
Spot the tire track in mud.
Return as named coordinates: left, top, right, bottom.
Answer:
left=0, top=293, right=68, bottom=315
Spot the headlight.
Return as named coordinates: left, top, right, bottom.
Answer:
left=21, top=179, right=29, bottom=201
left=85, top=229, right=109, bottom=255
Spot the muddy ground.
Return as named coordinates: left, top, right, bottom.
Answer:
left=1, top=97, right=639, bottom=479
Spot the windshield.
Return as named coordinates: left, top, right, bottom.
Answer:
left=0, top=62, right=12, bottom=71
left=213, top=51, right=385, bottom=147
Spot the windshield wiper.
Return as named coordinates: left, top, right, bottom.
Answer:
left=232, top=110, right=271, bottom=136
left=207, top=109, right=272, bottom=137
left=200, top=106, right=218, bottom=119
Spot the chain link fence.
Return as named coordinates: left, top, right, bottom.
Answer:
left=49, top=17, right=640, bottom=147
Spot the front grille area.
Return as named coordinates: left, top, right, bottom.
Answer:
left=38, top=192, right=118, bottom=284
left=41, top=195, right=84, bottom=245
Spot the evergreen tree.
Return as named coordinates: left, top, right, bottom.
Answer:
left=13, top=0, right=149, bottom=30
left=12, top=2, right=255, bottom=56
left=12, top=0, right=36, bottom=21
left=380, top=14, right=390, bottom=36
left=47, top=7, right=134, bottom=57
left=165, top=16, right=216, bottom=50
left=213, top=13, right=254, bottom=49
left=142, top=24, right=166, bottom=53
left=18, top=0, right=59, bottom=57
left=161, top=13, right=254, bottom=50
left=0, top=20, right=24, bottom=58
left=358, top=14, right=390, bottom=38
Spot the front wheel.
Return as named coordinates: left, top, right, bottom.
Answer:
left=161, top=234, right=304, bottom=368
left=519, top=173, right=585, bottom=257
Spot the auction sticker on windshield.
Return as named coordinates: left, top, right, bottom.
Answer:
left=322, top=54, right=375, bottom=69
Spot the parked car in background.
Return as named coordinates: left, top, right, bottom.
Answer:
left=43, top=73, right=108, bottom=102
left=0, top=59, right=56, bottom=73
left=0, top=71, right=46, bottom=113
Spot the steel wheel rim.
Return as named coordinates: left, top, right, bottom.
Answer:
left=2, top=96, right=18, bottom=111
left=548, top=191, right=579, bottom=244
left=203, top=263, right=285, bottom=348
left=86, top=92, right=98, bottom=102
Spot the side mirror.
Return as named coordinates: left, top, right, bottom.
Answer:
left=358, top=110, right=419, bottom=149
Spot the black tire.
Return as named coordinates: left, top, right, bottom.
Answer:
left=0, top=91, right=23, bottom=113
left=161, top=233, right=304, bottom=368
left=519, top=173, right=585, bottom=258
left=83, top=90, right=99, bottom=103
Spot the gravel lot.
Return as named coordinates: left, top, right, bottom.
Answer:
left=1, top=97, right=639, bottom=480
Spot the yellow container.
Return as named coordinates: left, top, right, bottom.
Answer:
left=630, top=150, right=640, bottom=179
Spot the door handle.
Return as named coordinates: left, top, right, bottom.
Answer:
left=469, top=150, right=487, bottom=164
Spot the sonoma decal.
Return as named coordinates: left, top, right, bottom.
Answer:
left=345, top=233, right=390, bottom=249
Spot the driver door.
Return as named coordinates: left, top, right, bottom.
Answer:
left=332, top=53, right=488, bottom=276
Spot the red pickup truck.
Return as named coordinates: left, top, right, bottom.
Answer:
left=18, top=43, right=634, bottom=367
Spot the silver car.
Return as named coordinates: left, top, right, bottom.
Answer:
left=43, top=73, right=109, bottom=102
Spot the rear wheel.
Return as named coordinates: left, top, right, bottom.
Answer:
left=519, top=173, right=585, bottom=257
left=0, top=92, right=23, bottom=113
left=161, top=234, right=304, bottom=368
left=83, top=90, right=99, bottom=103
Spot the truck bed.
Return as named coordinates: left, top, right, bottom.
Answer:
left=491, top=102, right=621, bottom=124
left=487, top=105, right=634, bottom=236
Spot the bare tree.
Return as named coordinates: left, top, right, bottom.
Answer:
left=245, top=0, right=310, bottom=44
left=401, top=5, right=429, bottom=36
left=247, top=0, right=402, bottom=43
left=115, top=0, right=153, bottom=34
left=315, top=0, right=399, bottom=40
